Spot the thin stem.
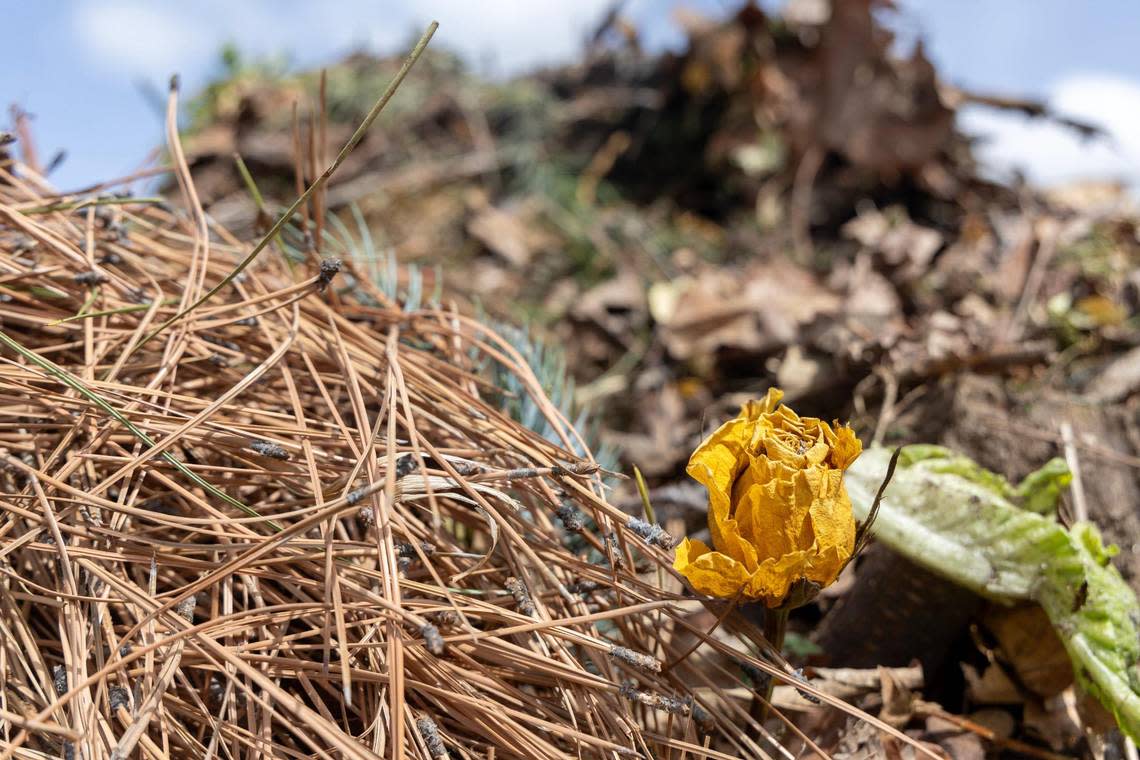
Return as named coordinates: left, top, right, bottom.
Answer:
left=0, top=329, right=277, bottom=528
left=758, top=606, right=789, bottom=723
left=131, top=21, right=438, bottom=354
left=20, top=196, right=165, bottom=214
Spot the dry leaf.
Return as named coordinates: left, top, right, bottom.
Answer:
left=466, top=202, right=552, bottom=267
left=658, top=260, right=840, bottom=360
left=984, top=604, right=1073, bottom=699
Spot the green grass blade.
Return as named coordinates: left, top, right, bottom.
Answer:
left=0, top=329, right=280, bottom=530
left=132, top=21, right=438, bottom=353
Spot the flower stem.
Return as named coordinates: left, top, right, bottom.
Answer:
left=759, top=606, right=789, bottom=723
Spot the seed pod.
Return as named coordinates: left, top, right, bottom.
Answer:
left=317, top=258, right=342, bottom=291
left=619, top=681, right=691, bottom=716
left=416, top=716, right=448, bottom=759
left=626, top=517, right=675, bottom=549
left=175, top=595, right=196, bottom=623
left=505, top=576, right=535, bottom=617
left=792, top=667, right=821, bottom=704
left=74, top=270, right=108, bottom=285
left=249, top=440, right=289, bottom=460
left=421, top=623, right=444, bottom=656
left=430, top=609, right=461, bottom=627
left=52, top=665, right=67, bottom=696
left=395, top=541, right=435, bottom=559
left=603, top=532, right=622, bottom=569
left=394, top=455, right=420, bottom=479
left=555, top=503, right=583, bottom=532
left=608, top=646, right=662, bottom=675
left=108, top=685, right=130, bottom=711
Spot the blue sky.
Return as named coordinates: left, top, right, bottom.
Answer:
left=4, top=1, right=1139, bottom=191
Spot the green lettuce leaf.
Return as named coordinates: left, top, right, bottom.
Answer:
left=846, top=446, right=1140, bottom=740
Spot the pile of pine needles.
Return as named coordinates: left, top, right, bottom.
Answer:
left=0, top=148, right=692, bottom=760
left=0, top=27, right=935, bottom=760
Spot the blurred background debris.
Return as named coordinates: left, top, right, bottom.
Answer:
left=5, top=1, right=1140, bottom=757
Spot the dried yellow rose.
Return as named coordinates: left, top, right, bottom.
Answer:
left=673, top=388, right=862, bottom=607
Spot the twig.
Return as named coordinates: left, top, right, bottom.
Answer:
left=1060, top=421, right=1089, bottom=523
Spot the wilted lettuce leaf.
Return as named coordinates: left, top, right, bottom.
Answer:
left=846, top=446, right=1140, bottom=741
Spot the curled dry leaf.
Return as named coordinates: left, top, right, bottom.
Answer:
left=655, top=259, right=840, bottom=361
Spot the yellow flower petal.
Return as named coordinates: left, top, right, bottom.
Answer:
left=803, top=470, right=855, bottom=584
left=673, top=538, right=753, bottom=598
left=688, top=416, right=760, bottom=568
left=829, top=425, right=863, bottom=469
left=803, top=435, right=831, bottom=466
left=746, top=549, right=814, bottom=604
left=733, top=455, right=810, bottom=563
left=753, top=387, right=784, bottom=415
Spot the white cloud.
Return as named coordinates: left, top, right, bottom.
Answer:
left=407, top=0, right=615, bottom=74
left=960, top=73, right=1140, bottom=188
left=72, top=0, right=637, bottom=85
left=72, top=1, right=214, bottom=77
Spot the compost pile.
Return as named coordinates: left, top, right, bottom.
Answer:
left=181, top=0, right=1139, bottom=586
left=3, top=0, right=1140, bottom=757
left=179, top=0, right=1136, bottom=497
